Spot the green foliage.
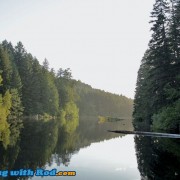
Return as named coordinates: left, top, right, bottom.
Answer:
left=42, top=58, right=49, bottom=70
left=0, top=41, right=60, bottom=116
left=0, top=75, right=2, bottom=85
left=8, top=89, right=23, bottom=146
left=56, top=77, right=76, bottom=108
left=152, top=100, right=180, bottom=131
left=60, top=102, right=79, bottom=133
left=0, top=40, right=81, bottom=144
left=0, top=43, right=24, bottom=147
left=0, top=90, right=11, bottom=126
left=12, top=119, right=59, bottom=170
left=133, top=50, right=154, bottom=127
left=75, top=80, right=133, bottom=118
left=0, top=46, right=13, bottom=92
left=0, top=89, right=11, bottom=148
left=57, top=68, right=72, bottom=79
left=9, top=89, right=23, bottom=118
left=0, top=38, right=134, bottom=156
left=98, top=116, right=107, bottom=124
left=40, top=67, right=59, bottom=116
left=133, top=0, right=180, bottom=132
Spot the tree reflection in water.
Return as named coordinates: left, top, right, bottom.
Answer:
left=135, top=135, right=180, bottom=180
left=0, top=115, right=124, bottom=177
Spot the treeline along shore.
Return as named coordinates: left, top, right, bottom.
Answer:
left=0, top=40, right=133, bottom=148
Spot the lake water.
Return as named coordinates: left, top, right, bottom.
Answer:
left=0, top=115, right=179, bottom=179
left=33, top=135, right=140, bottom=180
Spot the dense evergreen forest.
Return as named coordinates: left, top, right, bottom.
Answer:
left=133, top=0, right=180, bottom=132
left=0, top=40, right=133, bottom=148
left=0, top=40, right=80, bottom=147
left=75, top=81, right=133, bottom=117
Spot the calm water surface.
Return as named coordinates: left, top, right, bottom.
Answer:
left=0, top=115, right=179, bottom=179
left=33, top=135, right=140, bottom=180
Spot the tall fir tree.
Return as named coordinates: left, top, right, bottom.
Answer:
left=133, top=0, right=180, bottom=132
left=148, top=0, right=171, bottom=110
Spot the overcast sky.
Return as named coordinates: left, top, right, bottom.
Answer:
left=0, top=0, right=155, bottom=98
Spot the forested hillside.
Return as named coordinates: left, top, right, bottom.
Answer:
left=0, top=40, right=78, bottom=147
left=133, top=0, right=180, bottom=132
left=75, top=81, right=133, bottom=117
left=0, top=40, right=133, bottom=148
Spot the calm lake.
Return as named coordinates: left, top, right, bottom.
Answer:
left=0, top=115, right=179, bottom=180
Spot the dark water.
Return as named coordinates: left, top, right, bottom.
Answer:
left=0, top=116, right=179, bottom=180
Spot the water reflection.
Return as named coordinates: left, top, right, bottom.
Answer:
left=0, top=115, right=179, bottom=180
left=135, top=135, right=180, bottom=179
left=0, top=119, right=59, bottom=171
left=0, top=115, right=131, bottom=179
left=45, top=135, right=140, bottom=180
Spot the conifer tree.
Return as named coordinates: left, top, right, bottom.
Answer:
left=133, top=0, right=180, bottom=131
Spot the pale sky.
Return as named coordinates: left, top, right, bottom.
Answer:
left=0, top=0, right=155, bottom=98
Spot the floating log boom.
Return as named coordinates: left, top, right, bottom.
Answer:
left=108, top=130, right=180, bottom=138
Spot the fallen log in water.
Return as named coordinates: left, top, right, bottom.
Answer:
left=108, top=130, right=180, bottom=138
